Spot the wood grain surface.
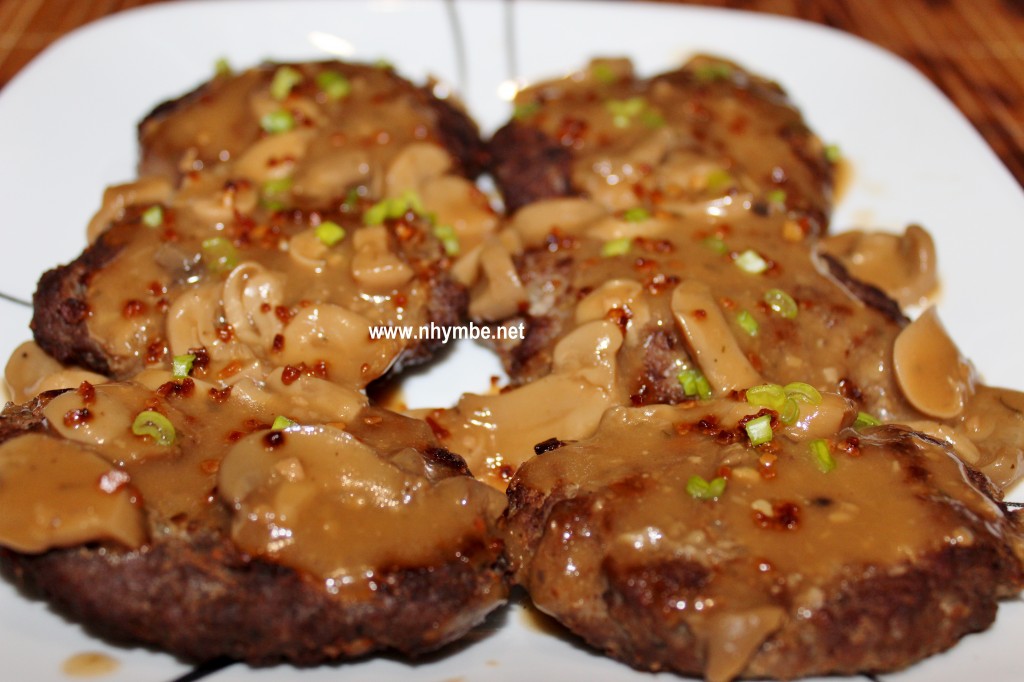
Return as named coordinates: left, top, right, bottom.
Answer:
left=0, top=0, right=1021, bottom=185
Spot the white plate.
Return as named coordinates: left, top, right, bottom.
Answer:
left=1, top=1, right=1022, bottom=681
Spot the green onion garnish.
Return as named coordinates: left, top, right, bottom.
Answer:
left=854, top=411, right=881, bottom=428
left=601, top=237, right=632, bottom=258
left=825, top=143, right=842, bottom=163
left=744, top=414, right=774, bottom=446
left=623, top=207, right=650, bottom=223
left=746, top=383, right=786, bottom=411
left=214, top=57, right=232, bottom=77
left=202, top=237, right=238, bottom=274
left=736, top=309, right=759, bottom=336
left=735, top=249, right=768, bottom=274
left=694, top=62, right=733, bottom=83
left=764, top=288, right=797, bottom=319
left=766, top=189, right=787, bottom=205
left=809, top=438, right=836, bottom=473
left=262, top=176, right=293, bottom=201
left=364, top=191, right=424, bottom=226
left=270, top=66, right=303, bottom=101
left=513, top=101, right=541, bottom=120
left=640, top=109, right=666, bottom=129
left=779, top=398, right=800, bottom=425
left=686, top=474, right=727, bottom=501
left=172, top=353, right=196, bottom=378
left=705, top=168, right=734, bottom=192
left=132, top=410, right=175, bottom=446
left=702, top=236, right=729, bottom=255
left=433, top=224, right=460, bottom=256
left=260, top=109, right=295, bottom=134
left=315, top=70, right=351, bottom=101
left=677, top=369, right=712, bottom=400
left=783, top=382, right=822, bottom=405
left=591, top=63, right=616, bottom=84
left=271, top=415, right=297, bottom=431
left=315, top=221, right=346, bottom=246
left=141, top=205, right=164, bottom=228
left=606, top=97, right=647, bottom=128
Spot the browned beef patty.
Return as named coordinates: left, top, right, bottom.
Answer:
left=0, top=390, right=508, bottom=665
left=489, top=56, right=833, bottom=235
left=503, top=403, right=1024, bottom=681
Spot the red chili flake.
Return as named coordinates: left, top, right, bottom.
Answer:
left=754, top=501, right=801, bottom=530
left=556, top=116, right=588, bottom=147
left=646, top=273, right=679, bottom=295
left=63, top=408, right=92, bottom=428
left=425, top=414, right=451, bottom=439
left=837, top=377, right=863, bottom=403
left=274, top=305, right=295, bottom=324
left=156, top=378, right=195, bottom=399
left=216, top=324, right=235, bottom=343
left=156, top=298, right=170, bottom=313
left=145, top=339, right=168, bottom=364
left=122, top=299, right=149, bottom=317
left=77, top=381, right=96, bottom=404
left=272, top=334, right=285, bottom=352
left=719, top=297, right=737, bottom=310
left=393, top=293, right=408, bottom=309
left=190, top=347, right=211, bottom=374
left=395, top=222, right=418, bottom=242
left=209, top=385, right=232, bottom=403
left=227, top=430, right=244, bottom=442
left=692, top=308, right=708, bottom=320
left=218, top=360, right=243, bottom=379
left=758, top=452, right=778, bottom=480
left=199, top=459, right=221, bottom=475
left=312, top=360, right=329, bottom=379
left=363, top=414, right=384, bottom=426
left=605, top=306, right=632, bottom=333
left=634, top=237, right=674, bottom=254
left=98, top=469, right=131, bottom=494
left=260, top=303, right=272, bottom=314
left=281, top=365, right=301, bottom=385
left=837, top=436, right=862, bottom=458
left=715, top=465, right=732, bottom=479
left=263, top=430, right=286, bottom=449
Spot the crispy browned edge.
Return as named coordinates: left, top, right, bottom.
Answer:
left=0, top=394, right=508, bottom=664
left=502, top=428, right=1024, bottom=679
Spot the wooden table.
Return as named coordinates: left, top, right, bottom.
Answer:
left=1, top=0, right=1021, bottom=186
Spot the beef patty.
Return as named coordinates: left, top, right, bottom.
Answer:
left=0, top=382, right=508, bottom=665
left=503, top=400, right=1024, bottom=681
left=489, top=56, right=833, bottom=237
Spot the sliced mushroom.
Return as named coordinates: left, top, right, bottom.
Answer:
left=468, top=238, right=527, bottom=321
left=221, top=262, right=285, bottom=349
left=671, top=280, right=763, bottom=394
left=384, top=142, right=451, bottom=196
left=893, top=306, right=974, bottom=419
left=86, top=176, right=173, bottom=243
left=510, top=197, right=606, bottom=247
left=351, top=225, right=414, bottom=293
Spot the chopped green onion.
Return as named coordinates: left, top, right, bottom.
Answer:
left=809, top=438, right=836, bottom=473
left=825, top=143, right=842, bottom=163
left=214, top=57, right=232, bottom=77
left=736, top=309, right=759, bottom=336
left=686, top=474, right=727, bottom=501
left=677, top=369, right=712, bottom=400
left=374, top=58, right=394, bottom=71
left=141, top=205, right=164, bottom=228
left=262, top=176, right=293, bottom=200
left=513, top=101, right=541, bottom=120
left=854, top=411, right=881, bottom=428
left=270, top=66, right=303, bottom=101
left=746, top=383, right=786, bottom=411
left=132, top=410, right=175, bottom=446
left=202, top=237, right=238, bottom=274
left=171, top=353, right=196, bottom=378
left=766, top=189, right=787, bottom=205
left=271, top=415, right=297, bottom=431
left=606, top=97, right=647, bottom=128
left=702, top=236, right=729, bottom=255
left=260, top=109, right=295, bottom=134
left=735, top=249, right=768, bottom=274
left=780, top=398, right=800, bottom=425
left=433, top=224, right=460, bottom=256
left=623, top=207, right=651, bottom=223
left=784, top=382, right=822, bottom=405
left=591, top=63, right=617, bottom=84
left=764, top=288, right=798, bottom=319
left=601, top=237, right=632, bottom=258
left=315, top=221, right=346, bottom=246
left=694, top=62, right=733, bottom=82
left=315, top=70, right=351, bottom=100
left=744, top=414, right=774, bottom=446
left=705, top=168, right=734, bottom=192
left=640, top=109, right=666, bottom=129
left=364, top=191, right=424, bottom=226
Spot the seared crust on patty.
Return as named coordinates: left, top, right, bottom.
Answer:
left=503, top=405, right=1024, bottom=681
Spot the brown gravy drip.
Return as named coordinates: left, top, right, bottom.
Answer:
left=61, top=652, right=120, bottom=678
left=508, top=402, right=1016, bottom=681
left=510, top=56, right=833, bottom=234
